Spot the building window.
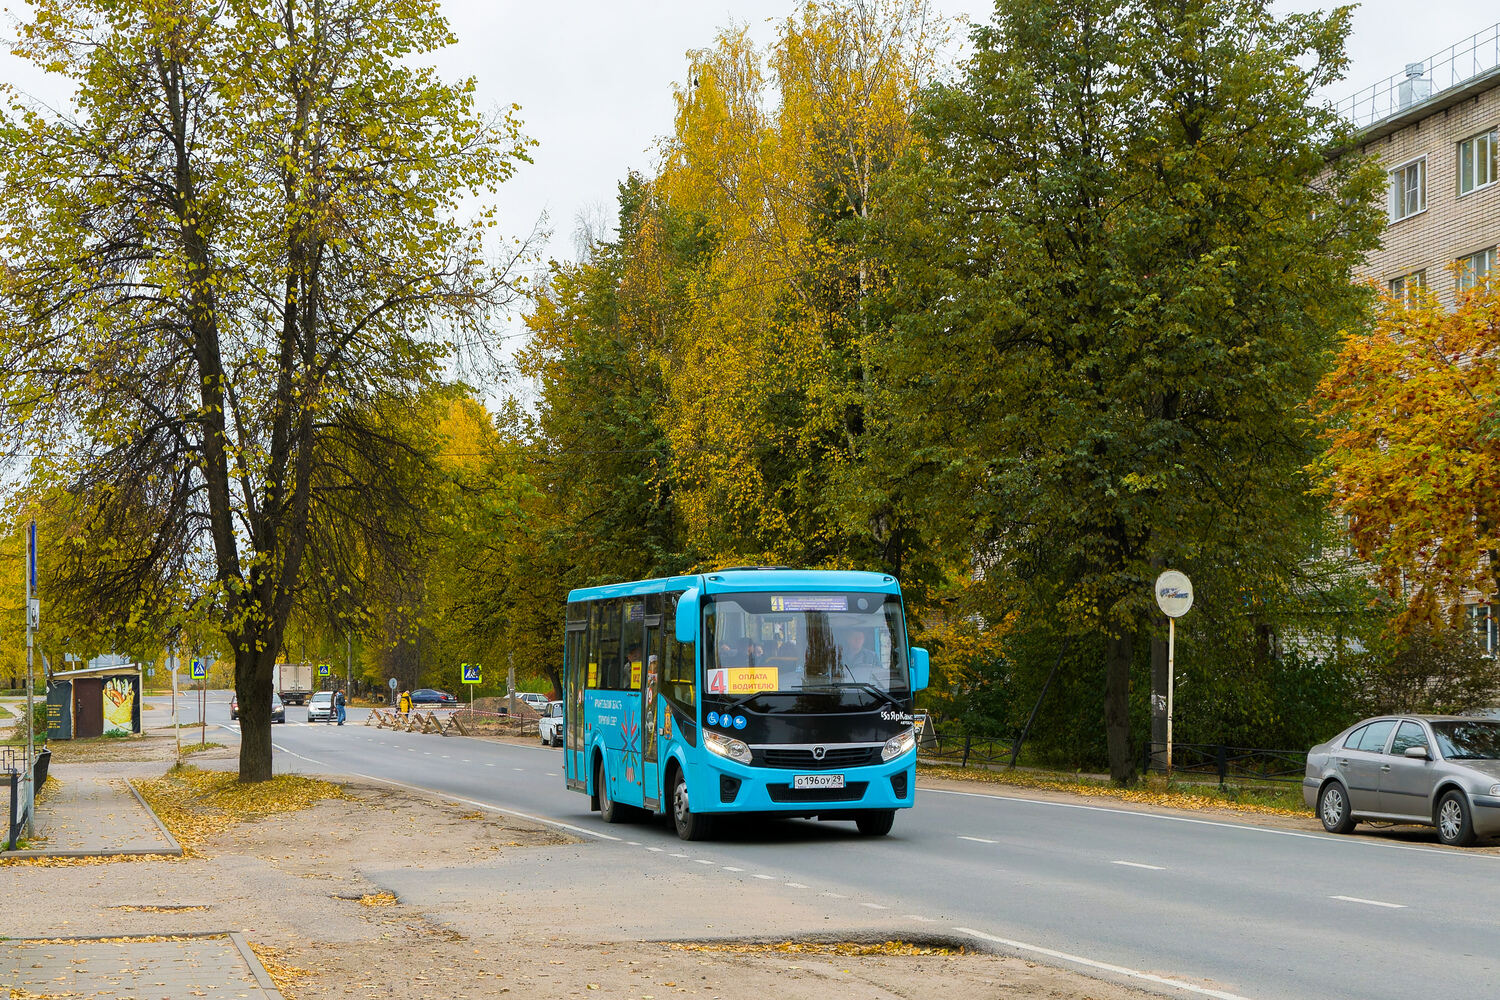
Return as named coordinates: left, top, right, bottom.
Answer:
left=1457, top=247, right=1497, bottom=292
left=1459, top=129, right=1499, bottom=195
left=1388, top=270, right=1425, bottom=306
left=1389, top=158, right=1426, bottom=221
left=1467, top=604, right=1497, bottom=654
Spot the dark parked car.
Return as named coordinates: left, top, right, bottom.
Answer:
left=1304, top=715, right=1500, bottom=846
left=230, top=693, right=285, bottom=723
left=410, top=688, right=457, bottom=707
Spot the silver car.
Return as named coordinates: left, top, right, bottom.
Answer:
left=1304, top=715, right=1500, bottom=846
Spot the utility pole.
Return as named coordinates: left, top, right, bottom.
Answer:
left=346, top=633, right=352, bottom=699
left=24, top=518, right=38, bottom=837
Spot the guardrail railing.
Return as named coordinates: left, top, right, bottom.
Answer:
left=1336, top=22, right=1500, bottom=129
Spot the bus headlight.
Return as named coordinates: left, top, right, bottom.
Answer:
left=705, top=730, right=752, bottom=765
left=882, top=728, right=916, bottom=762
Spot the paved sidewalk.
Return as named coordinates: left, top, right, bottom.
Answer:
left=1, top=933, right=283, bottom=999
left=6, top=771, right=181, bottom=858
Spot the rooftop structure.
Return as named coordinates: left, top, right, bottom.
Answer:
left=1337, top=23, right=1500, bottom=133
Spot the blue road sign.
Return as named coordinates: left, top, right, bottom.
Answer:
left=190, top=658, right=206, bottom=680
left=318, top=663, right=331, bottom=677
left=461, top=663, right=481, bottom=684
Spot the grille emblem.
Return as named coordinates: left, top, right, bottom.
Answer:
left=812, top=746, right=826, bottom=760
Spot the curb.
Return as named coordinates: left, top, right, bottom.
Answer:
left=126, top=778, right=185, bottom=855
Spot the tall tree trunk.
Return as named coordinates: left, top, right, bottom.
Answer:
left=235, top=646, right=276, bottom=782
left=1104, top=629, right=1134, bottom=785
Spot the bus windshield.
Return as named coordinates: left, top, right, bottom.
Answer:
left=703, top=592, right=909, bottom=696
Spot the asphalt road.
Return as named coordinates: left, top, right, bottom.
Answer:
left=155, top=693, right=1500, bottom=1000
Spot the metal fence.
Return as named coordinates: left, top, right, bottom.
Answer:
left=1336, top=22, right=1500, bottom=129
left=918, top=720, right=1307, bottom=788
left=1143, top=743, right=1308, bottom=787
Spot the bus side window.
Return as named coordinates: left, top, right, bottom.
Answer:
left=590, top=598, right=623, bottom=689
left=663, top=592, right=696, bottom=711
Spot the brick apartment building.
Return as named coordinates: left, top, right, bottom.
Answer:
left=1326, top=28, right=1500, bottom=652
left=1343, top=24, right=1500, bottom=307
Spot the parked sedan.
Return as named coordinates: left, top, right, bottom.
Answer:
left=517, top=692, right=550, bottom=713
left=1304, top=715, right=1500, bottom=846
left=230, top=693, right=285, bottom=723
left=410, top=688, right=457, bottom=707
left=538, top=700, right=564, bottom=747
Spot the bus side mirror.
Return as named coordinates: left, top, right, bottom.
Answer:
left=675, top=588, right=700, bottom=644
left=909, top=647, right=929, bottom=692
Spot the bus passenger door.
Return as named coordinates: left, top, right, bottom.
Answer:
left=642, top=615, right=661, bottom=812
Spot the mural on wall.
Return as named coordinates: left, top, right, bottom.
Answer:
left=103, top=675, right=137, bottom=736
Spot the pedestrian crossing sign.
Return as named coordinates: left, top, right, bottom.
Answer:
left=318, top=664, right=330, bottom=677
left=461, top=663, right=481, bottom=684
left=190, top=659, right=206, bottom=680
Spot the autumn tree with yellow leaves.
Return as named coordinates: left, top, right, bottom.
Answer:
left=1317, top=282, right=1500, bottom=628
left=0, top=0, right=533, bottom=780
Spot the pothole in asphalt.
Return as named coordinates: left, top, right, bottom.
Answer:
left=332, top=891, right=400, bottom=907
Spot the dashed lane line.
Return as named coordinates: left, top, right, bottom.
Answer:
left=1113, top=861, right=1166, bottom=871
left=925, top=786, right=1500, bottom=862
left=785, top=882, right=809, bottom=888
left=860, top=902, right=889, bottom=910
left=1330, top=895, right=1406, bottom=909
left=955, top=926, right=1254, bottom=1000
left=958, top=835, right=997, bottom=844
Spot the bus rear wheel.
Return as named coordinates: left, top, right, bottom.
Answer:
left=855, top=809, right=895, bottom=837
left=672, top=770, right=713, bottom=841
left=597, top=759, right=627, bottom=824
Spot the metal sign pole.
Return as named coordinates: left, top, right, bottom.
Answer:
left=23, top=519, right=36, bottom=837
left=1166, top=616, right=1175, bottom=782
left=172, top=646, right=180, bottom=762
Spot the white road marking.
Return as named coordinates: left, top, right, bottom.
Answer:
left=956, top=926, right=1253, bottom=1000
left=646, top=847, right=664, bottom=853
left=1331, top=895, right=1406, bottom=909
left=670, top=853, right=690, bottom=859
left=924, top=786, right=1500, bottom=863
left=546, top=772, right=559, bottom=777
left=821, top=891, right=847, bottom=899
left=626, top=841, right=641, bottom=846
left=1113, top=861, right=1166, bottom=871
left=860, top=902, right=888, bottom=910
left=694, top=859, right=715, bottom=865
left=721, top=866, right=743, bottom=872
left=904, top=915, right=936, bottom=922
left=958, top=835, right=997, bottom=844
left=752, top=874, right=775, bottom=880
left=785, top=882, right=808, bottom=888
left=268, top=743, right=621, bottom=842
left=485, top=763, right=495, bottom=767
left=512, top=768, right=524, bottom=772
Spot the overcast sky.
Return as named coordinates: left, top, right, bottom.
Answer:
left=3, top=1, right=1497, bottom=266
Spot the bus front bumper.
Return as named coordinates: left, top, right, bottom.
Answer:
left=687, top=753, right=917, bottom=815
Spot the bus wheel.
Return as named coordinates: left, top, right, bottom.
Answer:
left=855, top=810, right=895, bottom=837
left=672, top=770, right=712, bottom=841
left=597, top=760, right=626, bottom=824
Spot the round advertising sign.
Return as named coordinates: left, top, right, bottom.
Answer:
left=387, top=677, right=398, bottom=690
left=1154, top=570, right=1194, bottom=618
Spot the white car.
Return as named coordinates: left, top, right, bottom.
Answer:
left=516, top=692, right=550, bottom=713
left=538, top=701, right=564, bottom=747
left=307, top=691, right=335, bottom=723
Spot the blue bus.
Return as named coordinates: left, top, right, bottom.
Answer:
left=563, top=568, right=929, bottom=840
